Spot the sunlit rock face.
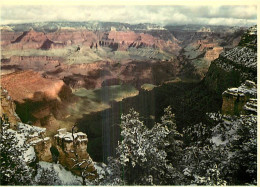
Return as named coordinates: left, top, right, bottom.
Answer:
left=54, top=128, right=97, bottom=177
left=1, top=28, right=181, bottom=54
left=1, top=70, right=77, bottom=130
left=6, top=29, right=48, bottom=50
left=1, top=70, right=65, bottom=103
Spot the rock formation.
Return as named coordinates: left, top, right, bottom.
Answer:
left=222, top=80, right=257, bottom=115
left=1, top=28, right=180, bottom=54
left=18, top=123, right=53, bottom=163
left=1, top=87, right=52, bottom=162
left=7, top=29, right=48, bottom=50
left=54, top=128, right=97, bottom=177
left=204, top=46, right=223, bottom=61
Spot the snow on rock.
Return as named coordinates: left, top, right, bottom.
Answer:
left=5, top=122, right=53, bottom=163
left=54, top=128, right=88, bottom=143
left=209, top=113, right=256, bottom=146
left=222, top=80, right=256, bottom=98
left=17, top=122, right=46, bottom=136
left=36, top=161, right=83, bottom=185
left=24, top=146, right=36, bottom=163
left=54, top=128, right=96, bottom=176
left=222, top=80, right=257, bottom=115
left=243, top=98, right=257, bottom=114
left=220, top=46, right=256, bottom=70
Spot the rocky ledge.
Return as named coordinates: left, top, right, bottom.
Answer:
left=1, top=87, right=96, bottom=178
left=54, top=128, right=96, bottom=177
left=222, top=80, right=257, bottom=115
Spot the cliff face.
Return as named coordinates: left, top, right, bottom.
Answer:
left=1, top=70, right=77, bottom=132
left=0, top=88, right=21, bottom=129
left=204, top=25, right=257, bottom=95
left=204, top=46, right=223, bottom=61
left=5, top=29, right=48, bottom=50
left=0, top=30, right=23, bottom=46
left=1, top=70, right=65, bottom=103
left=1, top=87, right=52, bottom=163
left=221, top=80, right=257, bottom=115
left=1, top=89, right=96, bottom=177
left=1, top=28, right=180, bottom=54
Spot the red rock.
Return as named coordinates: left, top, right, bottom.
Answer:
left=1, top=70, right=64, bottom=103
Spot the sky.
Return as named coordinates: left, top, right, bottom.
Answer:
left=0, top=5, right=257, bottom=26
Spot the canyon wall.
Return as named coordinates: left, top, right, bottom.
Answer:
left=1, top=28, right=180, bottom=54
left=204, top=25, right=257, bottom=95
left=1, top=70, right=77, bottom=131
left=1, top=87, right=96, bottom=177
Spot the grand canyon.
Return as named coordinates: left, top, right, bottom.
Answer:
left=0, top=4, right=257, bottom=186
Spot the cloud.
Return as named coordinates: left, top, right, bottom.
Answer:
left=0, top=5, right=257, bottom=26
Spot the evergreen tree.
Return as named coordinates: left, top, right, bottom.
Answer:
left=0, top=123, right=34, bottom=185
left=182, top=113, right=257, bottom=185
left=35, top=165, right=62, bottom=185
left=104, top=107, right=183, bottom=185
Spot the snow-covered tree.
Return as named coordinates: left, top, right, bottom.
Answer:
left=181, top=113, right=257, bottom=185
left=104, top=107, right=183, bottom=185
left=94, top=157, right=123, bottom=185
left=161, top=106, right=183, bottom=169
left=35, top=164, right=62, bottom=185
left=210, top=113, right=257, bottom=185
left=0, top=122, right=34, bottom=185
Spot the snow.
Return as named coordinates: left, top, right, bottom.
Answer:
left=28, top=132, right=39, bottom=138
left=76, top=132, right=86, bottom=136
left=36, top=161, right=83, bottom=185
left=57, top=128, right=67, bottom=134
left=222, top=80, right=257, bottom=98
left=94, top=162, right=106, bottom=180
left=24, top=146, right=36, bottom=163
left=30, top=139, right=43, bottom=145
left=55, top=131, right=87, bottom=142
left=211, top=135, right=228, bottom=146
left=221, top=46, right=257, bottom=69
left=5, top=122, right=51, bottom=164
left=79, top=138, right=88, bottom=142
left=17, top=122, right=46, bottom=135
left=209, top=113, right=256, bottom=148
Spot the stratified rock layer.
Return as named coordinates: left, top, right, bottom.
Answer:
left=54, top=128, right=97, bottom=177
left=204, top=25, right=257, bottom=94
left=222, top=80, right=257, bottom=115
left=1, top=70, right=64, bottom=103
